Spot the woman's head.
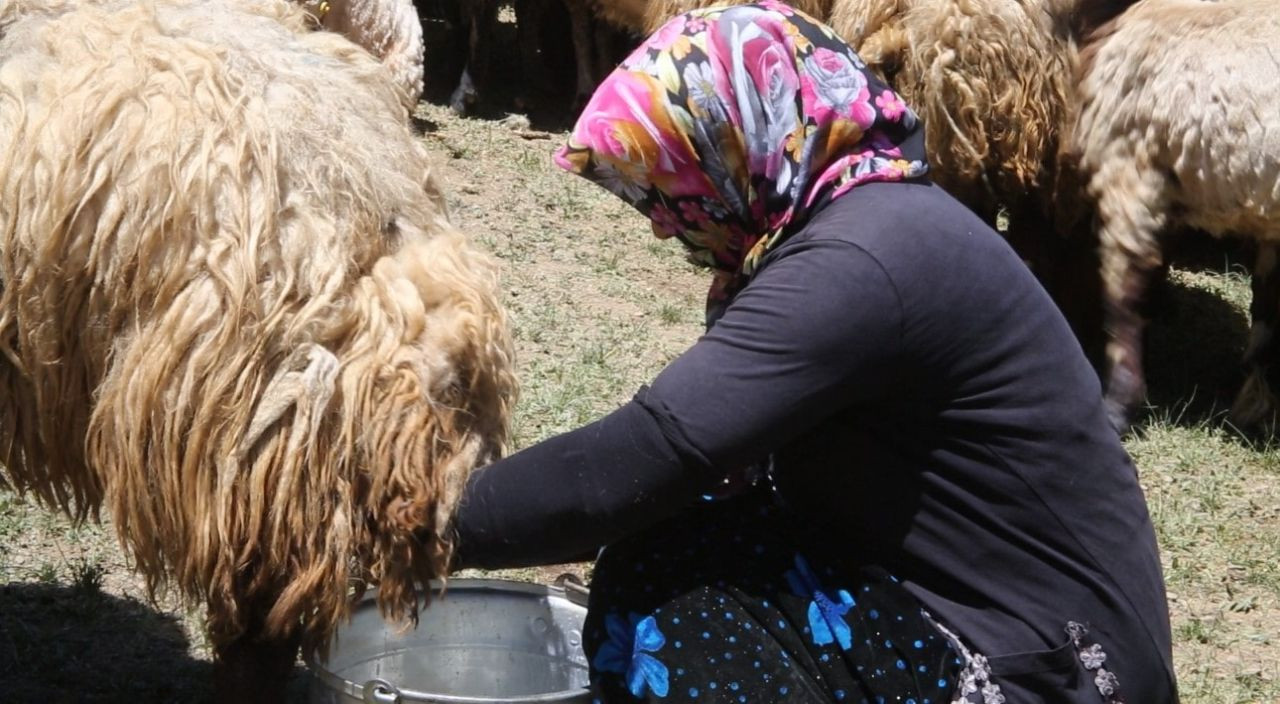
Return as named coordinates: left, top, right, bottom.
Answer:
left=555, top=1, right=927, bottom=302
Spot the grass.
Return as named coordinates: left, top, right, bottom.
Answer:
left=0, top=101, right=1276, bottom=703
left=658, top=302, right=685, bottom=325
left=1128, top=412, right=1280, bottom=702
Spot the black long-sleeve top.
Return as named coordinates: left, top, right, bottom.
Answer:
left=451, top=181, right=1177, bottom=700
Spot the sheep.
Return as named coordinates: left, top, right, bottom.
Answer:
left=589, top=0, right=832, bottom=36
left=585, top=0, right=1085, bottom=247
left=0, top=0, right=516, bottom=699
left=517, top=0, right=637, bottom=110
left=310, top=0, right=427, bottom=110
left=411, top=0, right=499, bottom=113
left=1071, top=0, right=1280, bottom=431
left=826, top=0, right=1084, bottom=236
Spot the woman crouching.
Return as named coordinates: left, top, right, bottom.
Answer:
left=447, top=3, right=1178, bottom=701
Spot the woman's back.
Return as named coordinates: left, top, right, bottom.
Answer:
left=736, top=180, right=1177, bottom=700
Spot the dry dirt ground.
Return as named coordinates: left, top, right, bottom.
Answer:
left=2, top=64, right=1278, bottom=704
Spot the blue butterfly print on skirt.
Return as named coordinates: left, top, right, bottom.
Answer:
left=593, top=612, right=670, bottom=698
left=785, top=553, right=856, bottom=650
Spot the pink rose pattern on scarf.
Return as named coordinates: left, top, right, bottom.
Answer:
left=554, top=1, right=927, bottom=305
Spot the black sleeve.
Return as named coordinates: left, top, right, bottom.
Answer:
left=450, top=237, right=906, bottom=570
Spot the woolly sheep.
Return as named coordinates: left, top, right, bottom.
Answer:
left=826, top=0, right=1083, bottom=236
left=314, top=0, right=427, bottom=110
left=0, top=0, right=515, bottom=698
left=1072, top=0, right=1280, bottom=431
left=589, top=0, right=831, bottom=35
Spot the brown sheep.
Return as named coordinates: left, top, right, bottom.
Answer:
left=1072, top=0, right=1280, bottom=431
left=826, top=0, right=1084, bottom=237
left=0, top=0, right=516, bottom=699
left=586, top=0, right=1111, bottom=351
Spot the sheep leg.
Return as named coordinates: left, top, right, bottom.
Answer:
left=449, top=0, right=496, bottom=115
left=1062, top=235, right=1107, bottom=374
left=515, top=0, right=551, bottom=106
left=449, top=67, right=477, bottom=114
left=1097, top=160, right=1169, bottom=432
left=423, top=0, right=471, bottom=99
left=566, top=0, right=596, bottom=111
left=213, top=629, right=301, bottom=703
left=1230, top=243, right=1280, bottom=429
left=592, top=10, right=621, bottom=89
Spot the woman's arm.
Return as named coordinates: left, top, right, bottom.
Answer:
left=450, top=236, right=906, bottom=569
left=450, top=397, right=716, bottom=569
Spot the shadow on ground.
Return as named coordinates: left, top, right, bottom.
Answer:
left=0, top=582, right=311, bottom=703
left=1163, top=228, right=1254, bottom=278
left=0, top=581, right=214, bottom=702
left=1135, top=272, right=1252, bottom=433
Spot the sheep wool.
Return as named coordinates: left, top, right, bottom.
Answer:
left=1073, top=0, right=1280, bottom=428
left=637, top=0, right=833, bottom=33
left=586, top=0, right=832, bottom=37
left=827, top=0, right=1080, bottom=226
left=0, top=0, right=516, bottom=658
left=314, top=0, right=426, bottom=111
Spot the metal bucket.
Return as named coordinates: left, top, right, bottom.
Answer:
left=307, top=578, right=595, bottom=704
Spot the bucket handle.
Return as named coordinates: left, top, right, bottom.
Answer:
left=362, top=678, right=402, bottom=704
left=555, top=573, right=590, bottom=606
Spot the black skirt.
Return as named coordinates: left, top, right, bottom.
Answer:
left=583, top=490, right=961, bottom=703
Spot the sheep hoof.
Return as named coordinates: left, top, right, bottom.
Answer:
left=449, top=90, right=476, bottom=116
left=1103, top=356, right=1146, bottom=436
left=1104, top=398, right=1133, bottom=437
left=1228, top=372, right=1279, bottom=433
left=449, top=71, right=478, bottom=116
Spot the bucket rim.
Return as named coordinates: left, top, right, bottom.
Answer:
left=305, top=577, right=594, bottom=704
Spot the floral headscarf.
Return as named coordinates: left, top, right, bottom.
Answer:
left=554, top=1, right=928, bottom=307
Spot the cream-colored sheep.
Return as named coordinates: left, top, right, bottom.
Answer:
left=0, top=0, right=515, bottom=698
left=314, top=0, right=426, bottom=110
left=1073, top=0, right=1280, bottom=431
